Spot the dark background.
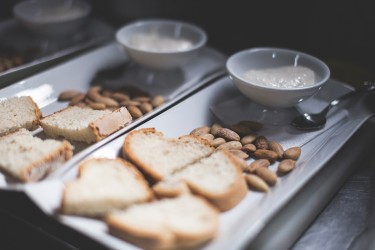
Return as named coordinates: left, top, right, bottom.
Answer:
left=1, top=0, right=375, bottom=249
left=1, top=0, right=375, bottom=85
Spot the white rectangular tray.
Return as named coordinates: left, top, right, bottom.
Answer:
left=0, top=18, right=114, bottom=87
left=24, top=76, right=374, bottom=250
left=0, top=42, right=226, bottom=190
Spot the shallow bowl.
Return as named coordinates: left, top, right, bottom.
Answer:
left=13, top=0, right=91, bottom=37
left=116, top=19, right=207, bottom=70
left=226, top=47, right=330, bottom=108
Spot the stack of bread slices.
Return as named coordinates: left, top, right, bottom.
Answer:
left=0, top=95, right=133, bottom=182
left=61, top=128, right=248, bottom=249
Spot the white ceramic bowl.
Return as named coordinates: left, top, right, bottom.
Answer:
left=226, top=47, right=330, bottom=108
left=13, top=0, right=91, bottom=37
left=116, top=19, right=207, bottom=70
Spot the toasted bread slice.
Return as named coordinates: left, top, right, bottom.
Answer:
left=153, top=150, right=248, bottom=211
left=122, top=128, right=215, bottom=181
left=40, top=106, right=132, bottom=143
left=0, top=129, right=73, bottom=182
left=0, top=96, right=41, bottom=136
left=61, top=158, right=153, bottom=217
left=106, top=195, right=219, bottom=250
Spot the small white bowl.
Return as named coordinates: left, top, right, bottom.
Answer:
left=226, top=47, right=330, bottom=108
left=13, top=0, right=91, bottom=37
left=116, top=19, right=207, bottom=70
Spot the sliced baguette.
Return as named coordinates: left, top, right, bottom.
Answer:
left=0, top=96, right=41, bottom=136
left=0, top=128, right=73, bottom=182
left=106, top=195, right=219, bottom=250
left=40, top=106, right=132, bottom=143
left=153, top=150, right=248, bottom=211
left=122, top=128, right=215, bottom=181
left=61, top=158, right=153, bottom=217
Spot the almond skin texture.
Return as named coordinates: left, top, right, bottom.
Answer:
left=269, top=141, right=284, bottom=159
left=255, top=167, right=277, bottom=186
left=211, top=137, right=226, bottom=147
left=254, top=149, right=279, bottom=162
left=240, top=134, right=257, bottom=145
left=199, top=133, right=215, bottom=143
left=245, top=174, right=270, bottom=192
left=278, top=159, right=296, bottom=174
left=246, top=159, right=270, bottom=173
left=241, top=143, right=256, bottom=154
left=190, top=126, right=211, bottom=136
left=217, top=141, right=242, bottom=150
left=210, top=123, right=222, bottom=136
left=216, top=128, right=240, bottom=141
left=254, top=136, right=269, bottom=150
left=58, top=90, right=83, bottom=101
left=228, top=150, right=249, bottom=159
left=283, top=147, right=302, bottom=160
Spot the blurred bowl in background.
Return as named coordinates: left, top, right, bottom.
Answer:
left=13, top=0, right=91, bottom=37
left=116, top=19, right=207, bottom=70
left=226, top=47, right=330, bottom=108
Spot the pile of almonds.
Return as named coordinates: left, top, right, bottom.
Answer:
left=189, top=120, right=302, bottom=192
left=0, top=55, right=23, bottom=73
left=58, top=86, right=165, bottom=119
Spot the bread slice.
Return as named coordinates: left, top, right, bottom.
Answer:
left=106, top=195, right=219, bottom=250
left=0, top=96, right=41, bottom=136
left=40, top=106, right=132, bottom=144
left=122, top=128, right=215, bottom=181
left=0, top=128, right=73, bottom=182
left=61, top=158, right=153, bottom=217
left=153, top=150, right=248, bottom=211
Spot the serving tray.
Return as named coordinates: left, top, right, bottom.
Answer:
left=23, top=76, right=374, bottom=250
left=0, top=41, right=226, bottom=190
left=0, top=18, right=114, bottom=87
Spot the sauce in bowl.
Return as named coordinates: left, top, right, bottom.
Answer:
left=243, top=66, right=315, bottom=88
left=129, top=33, right=193, bottom=53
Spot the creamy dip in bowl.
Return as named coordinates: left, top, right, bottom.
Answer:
left=116, top=19, right=207, bottom=70
left=226, top=47, right=330, bottom=108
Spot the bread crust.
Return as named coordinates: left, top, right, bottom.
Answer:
left=21, top=140, right=74, bottom=182
left=29, top=96, right=42, bottom=130
left=186, top=150, right=248, bottom=211
left=60, top=157, right=153, bottom=216
left=105, top=195, right=219, bottom=250
left=41, top=106, right=132, bottom=143
left=122, top=128, right=214, bottom=182
left=89, top=107, right=132, bottom=141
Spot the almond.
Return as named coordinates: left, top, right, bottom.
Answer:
left=245, top=174, right=270, bottom=192
left=210, top=137, right=226, bottom=147
left=112, top=92, right=130, bottom=102
left=210, top=123, right=222, bottom=136
left=246, top=159, right=270, bottom=173
left=254, top=136, right=269, bottom=150
left=127, top=105, right=143, bottom=119
left=254, top=149, right=278, bottom=162
left=58, top=90, right=83, bottom=101
left=240, top=134, right=257, bottom=145
left=199, top=133, right=215, bottom=143
left=216, top=128, right=240, bottom=141
left=88, top=102, right=106, bottom=110
left=255, top=167, right=277, bottom=186
left=190, top=126, right=211, bottom=136
left=278, top=159, right=296, bottom=174
left=217, top=141, right=242, bottom=150
left=241, top=143, right=256, bottom=153
left=140, top=102, right=153, bottom=114
left=269, top=141, right=284, bottom=159
left=151, top=95, right=165, bottom=108
left=228, top=150, right=249, bottom=159
left=283, top=147, right=302, bottom=160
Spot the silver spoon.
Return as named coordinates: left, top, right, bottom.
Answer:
left=291, top=82, right=375, bottom=130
